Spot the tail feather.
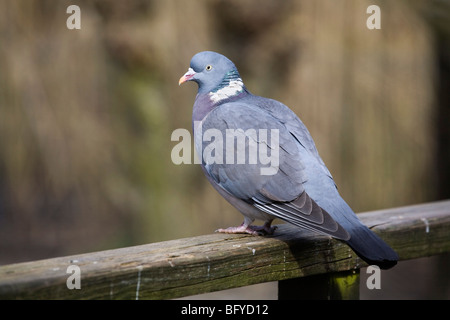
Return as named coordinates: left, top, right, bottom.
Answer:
left=318, top=195, right=399, bottom=269
left=345, top=223, right=399, bottom=269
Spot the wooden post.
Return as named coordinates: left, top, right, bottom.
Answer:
left=278, top=269, right=360, bottom=300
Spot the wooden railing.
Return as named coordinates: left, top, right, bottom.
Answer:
left=0, top=200, right=449, bottom=299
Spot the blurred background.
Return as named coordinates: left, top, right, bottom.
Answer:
left=0, top=0, right=449, bottom=299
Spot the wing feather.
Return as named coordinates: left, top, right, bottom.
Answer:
left=199, top=101, right=349, bottom=241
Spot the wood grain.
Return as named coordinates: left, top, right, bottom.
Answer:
left=0, top=200, right=449, bottom=299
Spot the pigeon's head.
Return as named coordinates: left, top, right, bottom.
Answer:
left=179, top=51, right=245, bottom=97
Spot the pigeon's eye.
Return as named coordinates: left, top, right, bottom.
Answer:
left=205, top=65, right=213, bottom=71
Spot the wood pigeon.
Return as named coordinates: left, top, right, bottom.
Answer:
left=179, top=51, right=398, bottom=269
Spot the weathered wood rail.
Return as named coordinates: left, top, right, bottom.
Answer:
left=0, top=200, right=449, bottom=299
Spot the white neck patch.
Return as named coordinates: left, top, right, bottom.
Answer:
left=209, top=78, right=244, bottom=103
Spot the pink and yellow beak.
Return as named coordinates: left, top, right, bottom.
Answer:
left=179, top=68, right=196, bottom=85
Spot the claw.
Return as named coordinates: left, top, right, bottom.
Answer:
left=249, top=223, right=278, bottom=235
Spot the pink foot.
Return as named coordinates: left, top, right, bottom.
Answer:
left=216, top=224, right=260, bottom=236
left=216, top=222, right=277, bottom=236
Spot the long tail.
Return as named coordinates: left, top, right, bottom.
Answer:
left=320, top=195, right=399, bottom=269
left=345, top=222, right=398, bottom=269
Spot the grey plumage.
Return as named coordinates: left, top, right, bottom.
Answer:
left=179, top=51, right=398, bottom=269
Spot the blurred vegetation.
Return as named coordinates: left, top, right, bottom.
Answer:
left=0, top=0, right=449, bottom=284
